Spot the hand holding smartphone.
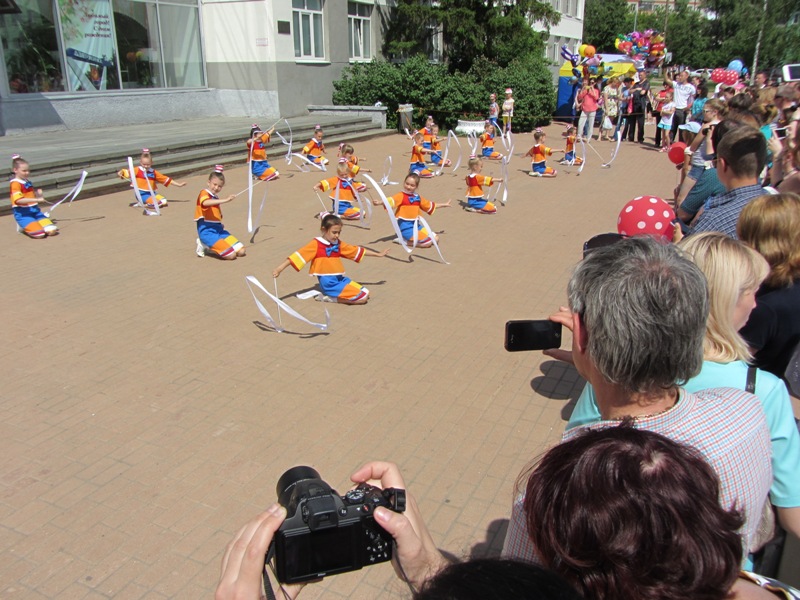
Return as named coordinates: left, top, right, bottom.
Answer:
left=504, top=320, right=562, bottom=352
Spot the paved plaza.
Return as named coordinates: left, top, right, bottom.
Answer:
left=1, top=128, right=709, bottom=598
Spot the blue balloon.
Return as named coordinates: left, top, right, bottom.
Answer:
left=727, top=59, right=744, bottom=74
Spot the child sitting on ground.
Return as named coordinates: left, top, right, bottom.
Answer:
left=313, top=161, right=362, bottom=220
left=387, top=173, right=451, bottom=247
left=272, top=213, right=389, bottom=305
left=9, top=155, right=58, bottom=238
left=338, top=143, right=370, bottom=191
left=479, top=121, right=503, bottom=160
left=525, top=129, right=558, bottom=177
left=559, top=125, right=583, bottom=165
left=247, top=124, right=280, bottom=182
left=429, top=124, right=452, bottom=168
left=464, top=156, right=502, bottom=214
left=409, top=131, right=435, bottom=178
left=194, top=165, right=246, bottom=260
left=302, top=125, right=329, bottom=166
left=117, top=148, right=186, bottom=208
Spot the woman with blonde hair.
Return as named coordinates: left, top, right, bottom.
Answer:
left=738, top=192, right=800, bottom=378
left=566, top=232, right=800, bottom=553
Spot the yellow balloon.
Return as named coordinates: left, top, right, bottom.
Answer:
left=579, top=44, right=588, bottom=58
left=615, top=38, right=621, bottom=50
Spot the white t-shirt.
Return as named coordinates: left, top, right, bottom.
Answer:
left=672, top=82, right=696, bottom=109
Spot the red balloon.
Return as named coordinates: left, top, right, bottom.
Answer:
left=710, top=68, right=725, bottom=83
left=725, top=69, right=739, bottom=85
left=668, top=142, right=687, bottom=165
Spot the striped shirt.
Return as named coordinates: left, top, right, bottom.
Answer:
left=502, top=387, right=772, bottom=564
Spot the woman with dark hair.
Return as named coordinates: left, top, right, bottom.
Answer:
left=523, top=426, right=799, bottom=600
left=413, top=559, right=582, bottom=600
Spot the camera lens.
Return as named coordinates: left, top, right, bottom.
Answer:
left=277, top=466, right=321, bottom=508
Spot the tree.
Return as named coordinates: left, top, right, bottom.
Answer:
left=583, top=0, right=630, bottom=53
left=383, top=0, right=560, bottom=72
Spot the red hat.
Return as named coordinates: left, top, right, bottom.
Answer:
left=617, top=196, right=675, bottom=240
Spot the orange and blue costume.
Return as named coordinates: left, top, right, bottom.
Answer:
left=410, top=144, right=434, bottom=178
left=345, top=156, right=367, bottom=191
left=561, top=135, right=583, bottom=165
left=303, top=138, right=329, bottom=166
left=480, top=131, right=502, bottom=159
left=10, top=178, right=56, bottom=237
left=247, top=132, right=279, bottom=181
left=526, top=144, right=556, bottom=176
left=194, top=189, right=243, bottom=258
left=430, top=136, right=446, bottom=166
left=288, top=237, right=368, bottom=301
left=388, top=191, right=438, bottom=244
left=319, top=176, right=361, bottom=220
left=118, top=165, right=172, bottom=207
left=421, top=125, right=434, bottom=150
left=465, top=173, right=497, bottom=214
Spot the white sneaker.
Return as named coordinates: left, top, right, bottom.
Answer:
left=314, top=294, right=336, bottom=303
left=195, top=238, right=205, bottom=257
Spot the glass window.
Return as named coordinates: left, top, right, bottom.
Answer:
left=293, top=0, right=323, bottom=59
left=113, top=0, right=163, bottom=89
left=159, top=3, right=203, bottom=87
left=1, top=0, right=66, bottom=92
left=59, top=0, right=121, bottom=91
left=347, top=2, right=370, bottom=61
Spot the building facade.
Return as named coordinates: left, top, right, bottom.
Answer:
left=0, top=0, right=389, bottom=134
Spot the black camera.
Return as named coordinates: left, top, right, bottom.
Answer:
left=270, top=466, right=406, bottom=584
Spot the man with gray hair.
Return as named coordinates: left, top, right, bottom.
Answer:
left=502, top=237, right=772, bottom=563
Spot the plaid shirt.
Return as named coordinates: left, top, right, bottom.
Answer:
left=691, top=184, right=766, bottom=239
left=502, top=387, right=772, bottom=564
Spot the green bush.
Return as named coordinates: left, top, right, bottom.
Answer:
left=332, top=54, right=555, bottom=131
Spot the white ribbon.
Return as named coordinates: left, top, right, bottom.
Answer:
left=447, top=130, right=463, bottom=174
left=467, top=131, right=480, bottom=157
left=292, top=153, right=326, bottom=172
left=246, top=140, right=268, bottom=233
left=380, top=156, right=399, bottom=186
left=602, top=130, right=623, bottom=168
left=578, top=138, right=587, bottom=174
left=363, top=174, right=412, bottom=254
left=127, top=157, right=159, bottom=216
left=434, top=130, right=460, bottom=176
left=490, top=158, right=509, bottom=205
left=353, top=184, right=373, bottom=228
left=245, top=275, right=330, bottom=332
left=418, top=214, right=448, bottom=264
left=45, top=170, right=88, bottom=217
left=274, top=119, right=294, bottom=165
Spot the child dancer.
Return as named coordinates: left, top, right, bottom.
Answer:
left=501, top=88, right=515, bottom=133
left=313, top=161, right=362, bottom=220
left=488, top=93, right=500, bottom=132
left=338, top=143, right=370, bottom=191
left=302, top=125, right=329, bottom=166
left=117, top=149, right=186, bottom=208
left=658, top=91, right=675, bottom=152
left=421, top=115, right=435, bottom=150
left=194, top=165, right=245, bottom=260
left=273, top=213, right=389, bottom=305
left=409, top=132, right=435, bottom=178
left=559, top=125, right=583, bottom=165
left=9, top=155, right=58, bottom=238
left=479, top=121, right=503, bottom=160
left=388, top=173, right=451, bottom=247
left=429, top=124, right=452, bottom=168
left=464, top=157, right=502, bottom=214
left=525, top=130, right=558, bottom=177
left=247, top=125, right=280, bottom=181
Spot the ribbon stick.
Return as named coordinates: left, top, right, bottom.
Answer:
left=127, top=156, right=159, bottom=216
left=314, top=190, right=329, bottom=213
left=248, top=185, right=268, bottom=234
left=245, top=275, right=330, bottom=332
left=381, top=156, right=399, bottom=186
left=353, top=186, right=373, bottom=228
left=362, top=174, right=412, bottom=254
left=273, top=277, right=283, bottom=329
left=418, top=215, right=449, bottom=264
left=578, top=138, right=587, bottom=174
left=602, top=131, right=623, bottom=168
left=45, top=170, right=88, bottom=217
left=292, top=153, right=326, bottom=172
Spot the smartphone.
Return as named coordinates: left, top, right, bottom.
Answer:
left=782, top=64, right=800, bottom=83
left=504, top=320, right=562, bottom=352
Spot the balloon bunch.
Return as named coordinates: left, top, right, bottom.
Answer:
left=615, top=30, right=666, bottom=68
left=710, top=59, right=747, bottom=86
left=561, top=43, right=612, bottom=81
